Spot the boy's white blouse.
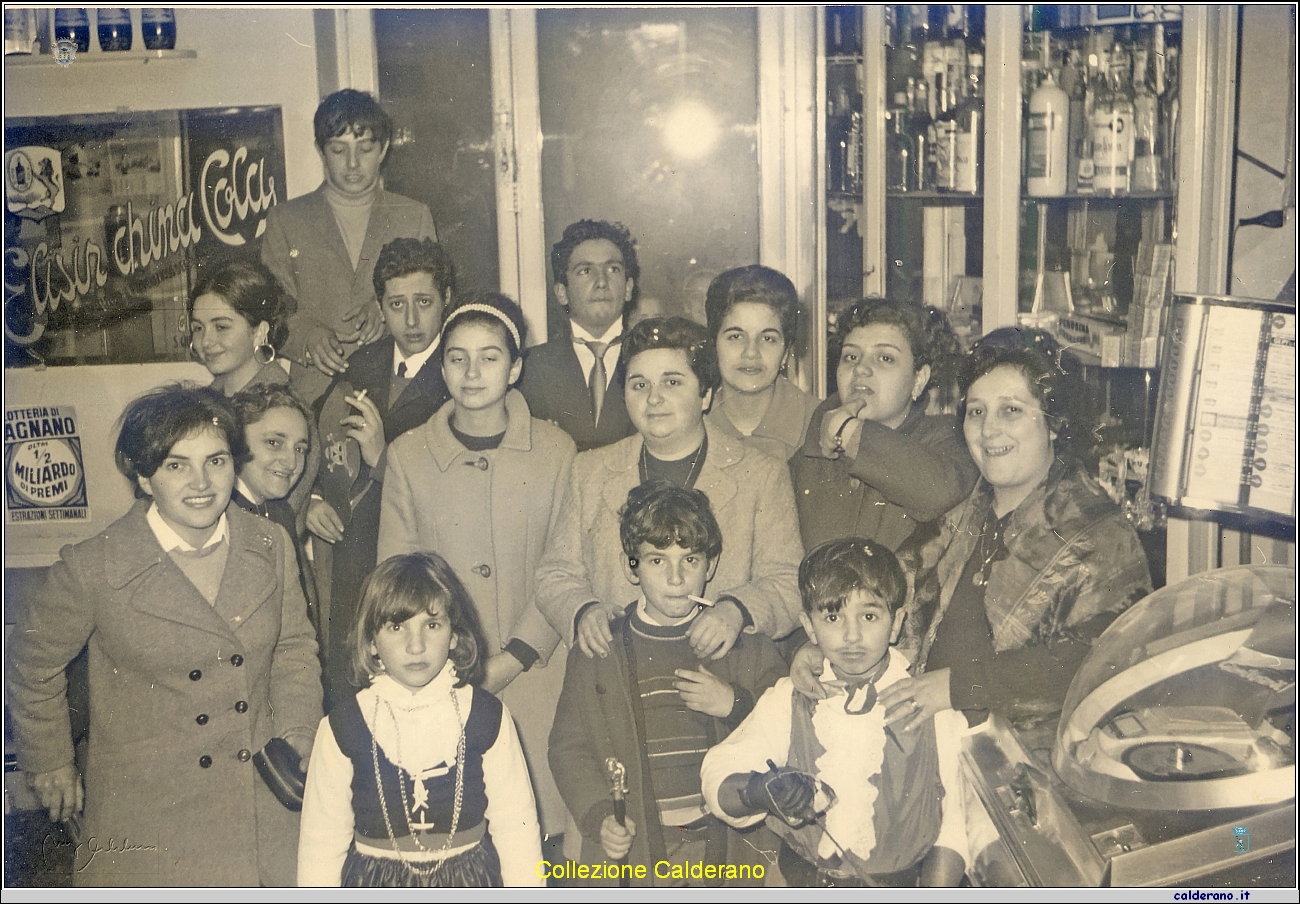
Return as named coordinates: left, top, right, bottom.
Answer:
left=700, top=648, right=970, bottom=867
left=297, top=665, right=544, bottom=886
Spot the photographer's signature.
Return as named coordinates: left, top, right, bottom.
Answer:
left=43, top=833, right=158, bottom=871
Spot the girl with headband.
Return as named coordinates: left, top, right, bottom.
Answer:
left=377, top=291, right=577, bottom=841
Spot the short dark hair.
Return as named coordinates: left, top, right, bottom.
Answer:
left=619, top=480, right=723, bottom=563
left=961, top=326, right=1073, bottom=449
left=350, top=553, right=488, bottom=689
left=114, top=384, right=246, bottom=489
left=705, top=265, right=800, bottom=352
left=314, top=88, right=393, bottom=150
left=551, top=219, right=641, bottom=313
left=799, top=537, right=906, bottom=616
left=618, top=316, right=720, bottom=398
left=372, top=237, right=456, bottom=304
left=832, top=297, right=962, bottom=405
left=230, top=383, right=312, bottom=453
left=440, top=290, right=528, bottom=361
left=190, top=259, right=296, bottom=352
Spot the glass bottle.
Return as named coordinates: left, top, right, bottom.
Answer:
left=1063, top=49, right=1088, bottom=193
left=909, top=76, right=933, bottom=191
left=96, top=7, right=131, bottom=52
left=1131, top=43, right=1160, bottom=192
left=54, top=8, right=91, bottom=53
left=932, top=70, right=959, bottom=192
left=954, top=50, right=983, bottom=193
left=827, top=85, right=852, bottom=194
left=1027, top=67, right=1069, bottom=196
left=886, top=105, right=912, bottom=192
left=141, top=8, right=175, bottom=51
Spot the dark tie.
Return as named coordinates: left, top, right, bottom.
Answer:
left=396, top=361, right=407, bottom=378
left=581, top=339, right=609, bottom=426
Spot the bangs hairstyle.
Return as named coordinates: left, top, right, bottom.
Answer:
left=960, top=326, right=1073, bottom=450
left=440, top=291, right=528, bottom=361
left=619, top=480, right=723, bottom=563
left=114, top=384, right=246, bottom=490
left=551, top=219, right=641, bottom=313
left=799, top=537, right=906, bottom=616
left=705, top=265, right=800, bottom=351
left=372, top=236, right=456, bottom=303
left=189, top=259, right=296, bottom=352
left=618, top=316, right=720, bottom=398
left=230, top=383, right=312, bottom=443
left=350, top=553, right=487, bottom=689
left=832, top=297, right=962, bottom=406
left=313, top=88, right=393, bottom=149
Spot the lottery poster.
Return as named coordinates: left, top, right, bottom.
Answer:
left=5, top=405, right=89, bottom=523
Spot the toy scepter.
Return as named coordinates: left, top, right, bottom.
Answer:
left=605, top=757, right=630, bottom=888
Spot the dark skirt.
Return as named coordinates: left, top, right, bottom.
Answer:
left=341, top=836, right=502, bottom=888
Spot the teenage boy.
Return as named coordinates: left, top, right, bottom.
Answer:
left=308, top=236, right=453, bottom=707
left=701, top=537, right=968, bottom=888
left=549, top=481, right=785, bottom=886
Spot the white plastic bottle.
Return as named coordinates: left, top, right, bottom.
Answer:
left=1026, top=68, right=1070, bottom=196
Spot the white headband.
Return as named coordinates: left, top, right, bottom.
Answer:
left=443, top=303, right=522, bottom=351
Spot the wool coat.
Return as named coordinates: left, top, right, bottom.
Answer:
left=378, top=389, right=577, bottom=835
left=5, top=500, right=323, bottom=886
left=705, top=376, right=821, bottom=466
left=312, top=336, right=450, bottom=708
left=260, top=185, right=436, bottom=367
left=790, top=396, right=979, bottom=553
left=517, top=336, right=635, bottom=452
left=548, top=607, right=787, bottom=885
left=536, top=421, right=805, bottom=644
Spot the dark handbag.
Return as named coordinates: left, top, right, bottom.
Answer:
left=253, top=737, right=306, bottom=811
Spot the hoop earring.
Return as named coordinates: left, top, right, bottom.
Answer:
left=254, top=343, right=276, bottom=366
left=188, top=340, right=201, bottom=361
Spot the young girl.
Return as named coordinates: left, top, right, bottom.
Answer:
left=297, top=553, right=543, bottom=887
left=378, top=291, right=577, bottom=842
left=790, top=297, right=980, bottom=553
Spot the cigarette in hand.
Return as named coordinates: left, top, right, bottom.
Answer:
left=354, top=389, right=368, bottom=402
left=688, top=595, right=714, bottom=608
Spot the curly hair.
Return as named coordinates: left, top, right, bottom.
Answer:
left=832, top=297, right=962, bottom=408
left=551, top=219, right=641, bottom=313
left=799, top=536, right=906, bottom=616
left=704, top=265, right=800, bottom=352
left=114, top=383, right=247, bottom=489
left=371, top=237, right=456, bottom=304
left=190, top=259, right=296, bottom=352
left=230, top=383, right=312, bottom=442
left=350, top=553, right=488, bottom=689
left=618, top=316, right=720, bottom=398
left=313, top=88, right=393, bottom=150
left=961, top=326, right=1074, bottom=449
left=619, top=480, right=723, bottom=563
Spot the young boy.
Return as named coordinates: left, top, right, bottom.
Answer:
left=549, top=481, right=786, bottom=886
left=700, top=537, right=968, bottom=887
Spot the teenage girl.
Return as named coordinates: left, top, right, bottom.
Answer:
left=297, top=553, right=543, bottom=887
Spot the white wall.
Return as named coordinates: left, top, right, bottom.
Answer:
left=3, top=7, right=324, bottom=198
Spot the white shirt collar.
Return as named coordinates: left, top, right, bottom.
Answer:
left=147, top=503, right=228, bottom=553
left=393, top=334, right=441, bottom=378
left=635, top=593, right=701, bottom=627
left=571, top=318, right=624, bottom=346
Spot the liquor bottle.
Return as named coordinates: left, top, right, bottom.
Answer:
left=96, top=8, right=131, bottom=51
left=4, top=9, right=37, bottom=55
left=931, top=71, right=959, bottom=192
left=886, top=105, right=912, bottom=192
left=908, top=76, right=933, bottom=191
left=54, top=8, right=90, bottom=53
left=1063, top=49, right=1087, bottom=193
left=847, top=102, right=864, bottom=194
left=1027, top=67, right=1069, bottom=196
left=141, top=8, right=175, bottom=51
left=1093, top=48, right=1134, bottom=195
left=1131, top=43, right=1160, bottom=191
left=954, top=51, right=983, bottom=193
left=827, top=85, right=852, bottom=194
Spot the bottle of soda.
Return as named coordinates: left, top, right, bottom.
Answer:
left=96, top=8, right=131, bottom=52
left=54, top=8, right=91, bottom=53
left=141, top=8, right=175, bottom=51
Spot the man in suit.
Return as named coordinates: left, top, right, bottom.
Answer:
left=517, top=220, right=639, bottom=452
left=307, top=237, right=453, bottom=707
left=261, top=89, right=437, bottom=395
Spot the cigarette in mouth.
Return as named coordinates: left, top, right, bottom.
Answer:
left=688, top=595, right=714, bottom=608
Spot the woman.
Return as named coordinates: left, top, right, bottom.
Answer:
left=704, top=265, right=819, bottom=463
left=790, top=297, right=979, bottom=553
left=189, top=259, right=319, bottom=517
left=536, top=316, right=804, bottom=663
left=880, top=327, right=1153, bottom=730
left=231, top=383, right=321, bottom=639
left=377, top=292, right=576, bottom=839
left=5, top=385, right=322, bottom=886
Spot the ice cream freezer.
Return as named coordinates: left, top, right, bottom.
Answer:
left=959, top=565, right=1295, bottom=887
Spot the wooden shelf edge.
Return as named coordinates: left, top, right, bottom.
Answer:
left=4, top=49, right=197, bottom=68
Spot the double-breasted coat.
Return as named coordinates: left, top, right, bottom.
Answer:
left=5, top=500, right=323, bottom=886
left=377, top=389, right=577, bottom=835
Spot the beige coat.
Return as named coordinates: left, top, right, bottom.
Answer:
left=5, top=501, right=322, bottom=886
left=377, top=390, right=576, bottom=834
